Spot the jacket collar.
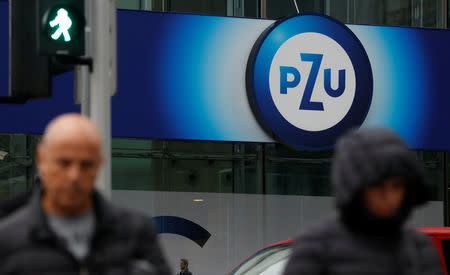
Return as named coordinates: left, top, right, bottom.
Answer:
left=28, top=188, right=116, bottom=242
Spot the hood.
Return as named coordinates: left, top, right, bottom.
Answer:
left=332, top=128, right=430, bottom=211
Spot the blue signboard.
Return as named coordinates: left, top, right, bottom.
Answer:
left=0, top=5, right=450, bottom=150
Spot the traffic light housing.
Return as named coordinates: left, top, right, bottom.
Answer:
left=38, top=0, right=85, bottom=56
left=5, top=0, right=51, bottom=103
left=1, top=0, right=86, bottom=103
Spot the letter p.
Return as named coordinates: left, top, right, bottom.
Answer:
left=280, top=66, right=300, bottom=94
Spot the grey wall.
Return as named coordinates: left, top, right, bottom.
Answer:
left=112, top=190, right=443, bottom=275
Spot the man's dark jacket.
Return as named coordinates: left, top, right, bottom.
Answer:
left=0, top=190, right=172, bottom=275
left=0, top=177, right=39, bottom=219
left=283, top=128, right=442, bottom=275
left=178, top=268, right=193, bottom=275
left=0, top=190, right=31, bottom=218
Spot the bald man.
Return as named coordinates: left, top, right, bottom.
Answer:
left=0, top=114, right=171, bottom=275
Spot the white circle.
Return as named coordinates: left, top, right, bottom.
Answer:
left=269, top=32, right=356, bottom=132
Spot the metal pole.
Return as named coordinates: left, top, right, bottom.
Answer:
left=293, top=0, right=300, bottom=13
left=75, top=0, right=92, bottom=116
left=442, top=0, right=448, bottom=227
left=234, top=0, right=243, bottom=17
left=88, top=0, right=117, bottom=199
left=260, top=0, right=267, bottom=18
left=444, top=152, right=448, bottom=226
left=141, top=0, right=152, bottom=11
left=325, top=0, right=331, bottom=16
left=347, top=0, right=350, bottom=22
left=227, top=0, right=233, bottom=16
left=75, top=66, right=91, bottom=116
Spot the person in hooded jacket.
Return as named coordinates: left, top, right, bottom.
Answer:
left=283, top=128, right=442, bottom=275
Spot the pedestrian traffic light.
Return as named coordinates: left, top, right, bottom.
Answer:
left=0, top=0, right=51, bottom=103
left=0, top=0, right=87, bottom=103
left=38, top=0, right=85, bottom=56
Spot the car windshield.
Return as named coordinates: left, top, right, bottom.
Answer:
left=231, top=243, right=293, bottom=275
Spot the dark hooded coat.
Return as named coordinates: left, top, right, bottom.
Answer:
left=283, top=128, right=442, bottom=275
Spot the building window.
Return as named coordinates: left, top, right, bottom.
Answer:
left=0, top=134, right=38, bottom=200
left=112, top=139, right=262, bottom=194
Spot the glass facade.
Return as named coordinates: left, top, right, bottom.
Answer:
left=0, top=134, right=38, bottom=199
left=1, top=134, right=444, bottom=199
left=1, top=0, right=449, bottom=273
left=112, top=139, right=261, bottom=193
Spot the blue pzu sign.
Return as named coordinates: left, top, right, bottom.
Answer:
left=246, top=14, right=373, bottom=150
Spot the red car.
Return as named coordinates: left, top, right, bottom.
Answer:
left=229, top=227, right=450, bottom=275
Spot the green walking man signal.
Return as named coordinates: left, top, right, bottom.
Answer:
left=38, top=0, right=85, bottom=56
left=50, top=8, right=73, bottom=42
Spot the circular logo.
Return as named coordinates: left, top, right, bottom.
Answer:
left=247, top=14, right=373, bottom=150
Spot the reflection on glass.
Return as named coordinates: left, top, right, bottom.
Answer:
left=264, top=0, right=442, bottom=28
left=418, top=151, right=444, bottom=201
left=267, top=0, right=324, bottom=19
left=112, top=139, right=261, bottom=194
left=117, top=0, right=140, bottom=10
left=0, top=134, right=38, bottom=200
left=265, top=144, right=332, bottom=196
left=167, top=0, right=228, bottom=16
